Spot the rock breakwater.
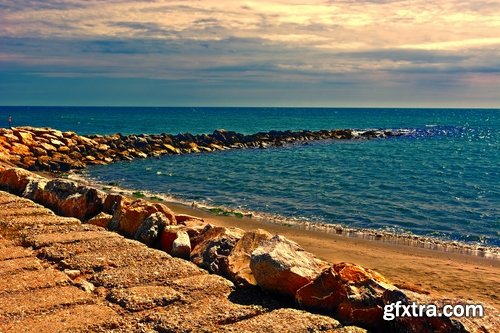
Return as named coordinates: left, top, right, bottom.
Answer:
left=0, top=126, right=404, bottom=172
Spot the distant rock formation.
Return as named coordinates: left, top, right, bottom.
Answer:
left=0, top=127, right=404, bottom=172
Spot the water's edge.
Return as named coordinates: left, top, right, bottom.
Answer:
left=69, top=171, right=500, bottom=260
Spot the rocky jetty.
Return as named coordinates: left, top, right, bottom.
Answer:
left=0, top=126, right=404, bottom=172
left=1, top=164, right=494, bottom=332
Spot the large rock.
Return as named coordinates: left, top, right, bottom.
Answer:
left=250, top=235, right=328, bottom=297
left=295, top=263, right=393, bottom=330
left=110, top=199, right=176, bottom=236
left=134, top=212, right=169, bottom=246
left=190, top=226, right=244, bottom=275
left=171, top=230, right=191, bottom=259
left=0, top=168, right=41, bottom=195
left=226, top=229, right=273, bottom=287
left=25, top=178, right=106, bottom=220
left=87, top=212, right=113, bottom=228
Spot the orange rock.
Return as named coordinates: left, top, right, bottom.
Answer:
left=160, top=226, right=191, bottom=259
left=87, top=212, right=113, bottom=228
left=0, top=168, right=41, bottom=195
left=27, top=178, right=106, bottom=220
left=250, top=235, right=328, bottom=297
left=226, top=229, right=273, bottom=287
left=296, top=263, right=399, bottom=331
left=190, top=226, right=244, bottom=275
left=103, top=193, right=125, bottom=214
left=13, top=130, right=35, bottom=146
left=10, top=143, right=32, bottom=156
left=176, top=214, right=204, bottom=223
left=110, top=199, right=176, bottom=236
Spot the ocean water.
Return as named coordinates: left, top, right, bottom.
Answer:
left=2, top=107, right=499, bottom=246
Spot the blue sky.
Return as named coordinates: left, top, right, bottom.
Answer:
left=0, top=0, right=499, bottom=107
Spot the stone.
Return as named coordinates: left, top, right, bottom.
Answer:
left=103, top=193, right=124, bottom=214
left=296, top=263, right=399, bottom=331
left=171, top=230, right=191, bottom=259
left=0, top=168, right=41, bottom=195
left=134, top=212, right=169, bottom=246
left=190, top=226, right=244, bottom=275
left=176, top=213, right=204, bottom=223
left=250, top=235, right=328, bottom=297
left=87, top=212, right=113, bottom=228
left=25, top=178, right=106, bottom=220
left=226, top=229, right=273, bottom=287
left=160, top=226, right=187, bottom=253
left=110, top=199, right=176, bottom=236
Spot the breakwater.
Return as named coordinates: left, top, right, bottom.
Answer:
left=0, top=126, right=404, bottom=172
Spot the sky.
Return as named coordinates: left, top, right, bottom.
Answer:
left=0, top=0, right=499, bottom=107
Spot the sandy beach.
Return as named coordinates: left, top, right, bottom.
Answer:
left=169, top=201, right=500, bottom=310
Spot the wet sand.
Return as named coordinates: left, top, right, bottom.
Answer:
left=169, top=202, right=500, bottom=311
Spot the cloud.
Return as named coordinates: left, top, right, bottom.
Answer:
left=0, top=0, right=499, bottom=106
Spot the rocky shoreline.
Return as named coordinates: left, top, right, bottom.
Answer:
left=0, top=126, right=405, bottom=172
left=72, top=171, right=499, bottom=260
left=0, top=126, right=498, bottom=332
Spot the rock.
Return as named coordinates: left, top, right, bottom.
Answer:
left=295, top=263, right=401, bottom=331
left=250, top=235, right=328, bottom=297
left=226, top=229, right=273, bottom=287
left=103, top=193, right=124, bottom=214
left=190, top=226, right=244, bottom=275
left=381, top=290, right=468, bottom=333
left=25, top=178, right=106, bottom=220
left=134, top=212, right=169, bottom=246
left=175, top=214, right=204, bottom=223
left=10, top=143, right=32, bottom=156
left=87, top=212, right=113, bottom=228
left=180, top=219, right=208, bottom=238
left=13, top=130, right=35, bottom=145
left=171, top=230, right=191, bottom=259
left=0, top=168, right=41, bottom=195
left=110, top=199, right=176, bottom=236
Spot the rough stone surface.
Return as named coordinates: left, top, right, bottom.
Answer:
left=250, top=235, right=328, bottom=297
left=86, top=211, right=113, bottom=228
left=191, top=225, right=245, bottom=275
left=226, top=228, right=273, bottom=287
left=171, top=229, right=191, bottom=259
left=110, top=198, right=176, bottom=236
left=133, top=211, right=169, bottom=246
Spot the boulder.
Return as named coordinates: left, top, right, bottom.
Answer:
left=190, top=226, right=244, bottom=275
left=87, top=212, right=113, bottom=228
left=226, top=229, right=273, bottom=287
left=296, top=263, right=401, bottom=332
left=0, top=168, right=41, bottom=195
left=103, top=193, right=124, bottom=214
left=25, top=178, right=106, bottom=220
left=250, top=235, right=328, bottom=297
left=134, top=212, right=169, bottom=246
left=110, top=199, right=176, bottom=236
left=171, top=230, right=191, bottom=259
left=175, top=214, right=204, bottom=223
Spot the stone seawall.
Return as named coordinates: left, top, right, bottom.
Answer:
left=0, top=164, right=490, bottom=332
left=0, top=126, right=404, bottom=172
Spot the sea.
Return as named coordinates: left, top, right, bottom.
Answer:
left=2, top=106, right=499, bottom=247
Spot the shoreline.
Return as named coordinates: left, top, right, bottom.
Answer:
left=69, top=171, right=500, bottom=310
left=70, top=170, right=500, bottom=260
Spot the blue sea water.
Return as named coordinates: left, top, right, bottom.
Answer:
left=2, top=107, right=499, bottom=246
